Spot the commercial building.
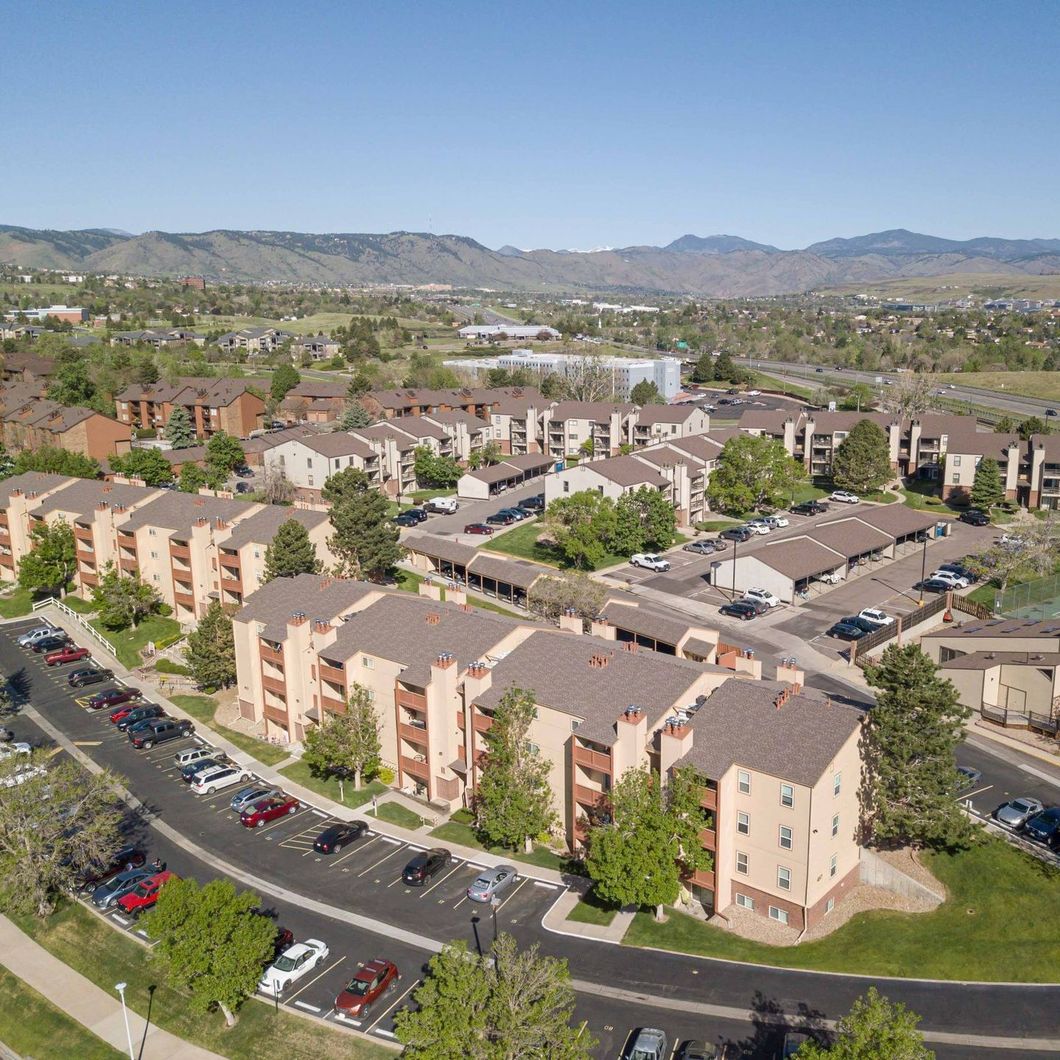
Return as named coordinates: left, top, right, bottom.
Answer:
left=457, top=325, right=561, bottom=341
left=2, top=305, right=88, bottom=324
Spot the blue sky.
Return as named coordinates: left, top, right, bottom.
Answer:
left=3, top=0, right=1057, bottom=249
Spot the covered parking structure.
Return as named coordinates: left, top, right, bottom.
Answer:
left=403, top=533, right=476, bottom=582
left=855, top=504, right=942, bottom=554
left=709, top=536, right=847, bottom=605
left=595, top=601, right=719, bottom=661
left=457, top=453, right=554, bottom=500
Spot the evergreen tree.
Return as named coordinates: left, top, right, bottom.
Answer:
left=794, top=987, right=932, bottom=1060
left=164, top=406, right=196, bottom=449
left=969, top=456, right=1004, bottom=510
left=17, top=520, right=76, bottom=597
left=714, top=350, right=739, bottom=382
left=90, top=562, right=161, bottom=630
left=301, top=684, right=381, bottom=792
left=706, top=435, right=805, bottom=514
left=629, top=379, right=664, bottom=405
left=185, top=601, right=237, bottom=690
left=831, top=418, right=892, bottom=493
left=269, top=363, right=300, bottom=403
left=178, top=462, right=207, bottom=493
left=262, top=519, right=321, bottom=582
left=12, top=446, right=101, bottom=479
left=691, top=351, right=716, bottom=383
left=339, top=401, right=372, bottom=430
left=862, top=644, right=977, bottom=850
left=475, top=687, right=557, bottom=852
left=322, top=467, right=405, bottom=580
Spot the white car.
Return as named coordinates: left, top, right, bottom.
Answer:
left=817, top=570, right=842, bottom=584
left=630, top=554, right=671, bottom=572
left=746, top=389, right=761, bottom=396
left=745, top=521, right=771, bottom=535
left=829, top=490, right=859, bottom=504
left=763, top=515, right=790, bottom=529
left=259, top=939, right=330, bottom=995
left=743, top=587, right=781, bottom=608
left=189, top=764, right=250, bottom=796
left=857, top=608, right=894, bottom=627
left=929, top=570, right=970, bottom=589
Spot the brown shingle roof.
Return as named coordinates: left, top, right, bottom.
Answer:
left=234, top=574, right=383, bottom=642
left=548, top=401, right=635, bottom=420
left=854, top=504, right=938, bottom=538
left=634, top=405, right=702, bottom=425
left=599, top=602, right=699, bottom=647
left=739, top=536, right=845, bottom=580
left=586, top=455, right=669, bottom=489
left=403, top=533, right=478, bottom=567
left=220, top=505, right=327, bottom=553
left=813, top=517, right=893, bottom=556
left=31, top=479, right=154, bottom=519
left=467, top=552, right=547, bottom=590
left=119, top=490, right=253, bottom=533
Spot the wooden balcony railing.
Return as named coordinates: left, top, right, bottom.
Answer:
left=259, top=642, right=284, bottom=666
left=698, top=826, right=716, bottom=852
left=573, top=744, right=612, bottom=773
left=396, top=688, right=427, bottom=711
left=399, top=721, right=429, bottom=747
left=261, top=674, right=288, bottom=697
left=472, top=712, right=493, bottom=734
left=320, top=694, right=346, bottom=714
left=170, top=544, right=191, bottom=560
left=689, top=866, right=715, bottom=889
left=574, top=783, right=608, bottom=808
left=263, top=703, right=288, bottom=726
left=700, top=787, right=717, bottom=812
left=400, top=755, right=430, bottom=782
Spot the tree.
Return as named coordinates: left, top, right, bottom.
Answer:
left=47, top=359, right=100, bottom=410
left=142, top=878, right=276, bottom=1027
left=91, top=562, right=161, bottom=630
left=205, top=431, right=245, bottom=476
left=475, top=687, right=557, bottom=852
left=559, top=355, right=614, bottom=402
left=12, top=446, right=100, bottom=479
left=339, top=401, right=372, bottom=430
left=301, top=684, right=381, bottom=792
left=706, top=435, right=805, bottom=514
left=612, top=486, right=677, bottom=553
left=585, top=766, right=711, bottom=919
left=969, top=456, right=1004, bottom=510
left=526, top=571, right=606, bottom=626
left=0, top=752, right=123, bottom=917
left=185, top=601, right=236, bottom=690
left=831, top=419, right=892, bottom=493
left=964, top=519, right=1059, bottom=594
left=794, top=987, right=932, bottom=1060
left=178, top=462, right=208, bottom=493
left=413, top=446, right=462, bottom=488
left=322, top=467, right=405, bottom=580
left=542, top=491, right=617, bottom=570
left=394, top=933, right=594, bottom=1060
left=1018, top=415, right=1048, bottom=440
left=630, top=380, right=664, bottom=405
left=17, top=520, right=75, bottom=598
left=270, top=363, right=300, bottom=403
left=262, top=519, right=321, bottom=582
left=881, top=374, right=935, bottom=418
left=109, top=447, right=174, bottom=487
left=164, top=406, right=196, bottom=449
left=839, top=383, right=874, bottom=412
left=259, top=466, right=295, bottom=505
left=861, top=644, right=977, bottom=851
left=468, top=439, right=503, bottom=470
left=691, top=351, right=716, bottom=383
left=994, top=415, right=1017, bottom=434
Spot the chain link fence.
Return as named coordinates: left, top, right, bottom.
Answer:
left=994, top=572, right=1060, bottom=620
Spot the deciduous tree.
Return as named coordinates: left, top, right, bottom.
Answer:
left=969, top=457, right=1004, bottom=510
left=413, top=446, right=462, bottom=488
left=322, top=467, right=405, bottom=580
left=164, top=406, right=196, bottom=449
left=706, top=435, right=804, bottom=514
left=91, top=562, right=162, bottom=630
left=468, top=440, right=503, bottom=470
left=17, top=520, right=76, bottom=597
left=109, top=447, right=174, bottom=487
left=612, top=486, right=677, bottom=553
left=526, top=571, right=606, bottom=626
left=12, top=446, right=101, bottom=479
left=881, top=374, right=935, bottom=419
left=185, top=600, right=236, bottom=690
left=262, top=519, right=321, bottom=581
left=542, top=490, right=617, bottom=570
left=269, top=363, right=300, bottom=403
left=831, top=419, right=892, bottom=493
left=205, top=430, right=245, bottom=476
left=301, top=684, right=381, bottom=793
left=793, top=987, right=932, bottom=1059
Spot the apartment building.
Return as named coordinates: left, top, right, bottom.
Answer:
left=0, top=399, right=132, bottom=461
left=263, top=432, right=383, bottom=502
left=422, top=410, right=494, bottom=463
left=545, top=454, right=670, bottom=504
left=349, top=423, right=420, bottom=497
left=115, top=379, right=265, bottom=439
left=630, top=404, right=711, bottom=447
left=939, top=428, right=1022, bottom=502
left=215, top=327, right=293, bottom=356
left=540, top=401, right=638, bottom=459
left=0, top=473, right=88, bottom=582
left=290, top=335, right=341, bottom=362
left=278, top=381, right=347, bottom=425
left=360, top=387, right=523, bottom=422
left=0, top=350, right=56, bottom=384
left=488, top=390, right=543, bottom=454
left=1028, top=434, right=1060, bottom=510
left=112, top=329, right=203, bottom=348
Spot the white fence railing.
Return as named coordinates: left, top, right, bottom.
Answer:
left=32, top=596, right=114, bottom=656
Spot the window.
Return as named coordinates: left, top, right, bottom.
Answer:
left=780, top=783, right=794, bottom=808
left=953, top=455, right=961, bottom=467
left=737, top=812, right=750, bottom=836
left=148, top=528, right=156, bottom=537
left=831, top=813, right=840, bottom=838
left=825, top=897, right=835, bottom=914
left=361, top=656, right=374, bottom=669
left=152, top=574, right=159, bottom=582
left=779, top=825, right=792, bottom=850
left=528, top=741, right=541, bottom=754
left=737, top=769, right=751, bottom=794
left=830, top=854, right=838, bottom=879
left=768, top=906, right=789, bottom=925
left=365, top=690, right=375, bottom=702
left=736, top=851, right=748, bottom=875
left=777, top=866, right=791, bottom=890
left=563, top=481, right=570, bottom=493
left=833, top=771, right=842, bottom=797
left=306, top=458, right=313, bottom=468
left=149, top=551, right=158, bottom=559
left=735, top=892, right=754, bottom=911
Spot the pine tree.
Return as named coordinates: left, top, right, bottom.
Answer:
left=969, top=456, right=1004, bottom=510
left=862, top=644, right=978, bottom=850
left=262, top=519, right=321, bottom=582
left=629, top=379, right=664, bottom=405
left=831, top=419, right=892, bottom=493
left=691, top=351, right=716, bottom=383
left=185, top=601, right=236, bottom=690
left=301, top=684, right=381, bottom=792
left=269, top=363, right=300, bottom=403
left=322, top=467, right=405, bottom=580
left=339, top=401, right=372, bottom=430
left=164, top=406, right=196, bottom=449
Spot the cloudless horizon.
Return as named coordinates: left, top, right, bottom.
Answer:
left=3, top=0, right=1058, bottom=250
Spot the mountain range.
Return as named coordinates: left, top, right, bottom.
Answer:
left=2, top=224, right=1059, bottom=298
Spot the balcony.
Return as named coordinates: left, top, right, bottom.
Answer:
left=174, top=589, right=195, bottom=609
left=400, top=754, right=430, bottom=782
left=320, top=693, right=346, bottom=714
left=396, top=688, right=427, bottom=711
left=689, top=866, right=715, bottom=889
left=700, top=787, right=717, bottom=812
left=263, top=703, right=288, bottom=726
left=400, top=721, right=429, bottom=747
left=456, top=710, right=465, bottom=730
left=259, top=642, right=284, bottom=666
left=574, top=783, right=608, bottom=809
left=220, top=566, right=242, bottom=586
left=261, top=674, right=287, bottom=697
left=76, top=548, right=95, bottom=564
left=698, top=826, right=717, bottom=851
left=573, top=744, right=612, bottom=773
left=472, top=711, right=493, bottom=734
left=118, top=556, right=138, bottom=573
left=170, top=543, right=191, bottom=561
left=80, top=571, right=99, bottom=588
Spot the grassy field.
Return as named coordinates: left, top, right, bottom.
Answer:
left=90, top=614, right=183, bottom=669
left=428, top=810, right=569, bottom=872
left=745, top=370, right=816, bottom=402
left=170, top=695, right=290, bottom=766
left=821, top=272, right=1060, bottom=302
left=485, top=522, right=627, bottom=571
left=0, top=965, right=123, bottom=1059
left=277, top=759, right=387, bottom=807
left=0, top=586, right=34, bottom=618
left=936, top=371, right=1060, bottom=402
left=626, top=838, right=1060, bottom=981
left=12, top=902, right=390, bottom=1059
left=369, top=801, right=426, bottom=829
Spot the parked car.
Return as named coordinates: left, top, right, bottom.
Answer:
left=521, top=494, right=546, bottom=512
left=994, top=797, right=1044, bottom=829
left=955, top=765, right=983, bottom=791
left=117, top=870, right=176, bottom=917
left=959, top=509, right=990, bottom=526
left=313, top=821, right=369, bottom=855
left=77, top=845, right=147, bottom=893
left=235, top=482, right=253, bottom=494
left=630, top=554, right=671, bottom=572
left=842, top=616, right=879, bottom=634
left=486, top=512, right=517, bottom=526
left=915, top=577, right=952, bottom=594
left=828, top=620, right=868, bottom=641
left=498, top=507, right=531, bottom=521
left=857, top=608, right=894, bottom=627
left=18, top=626, right=62, bottom=648
left=816, top=570, right=842, bottom=584
left=114, top=704, right=165, bottom=731
left=829, top=490, right=859, bottom=504
left=333, top=958, right=400, bottom=1019
left=938, top=562, right=978, bottom=583
left=31, top=634, right=71, bottom=655
left=175, top=746, right=215, bottom=769
left=790, top=501, right=828, bottom=516
left=743, top=588, right=780, bottom=609
left=190, top=765, right=250, bottom=795
left=424, top=497, right=459, bottom=514
left=44, top=645, right=91, bottom=667
left=1048, top=409, right=1059, bottom=418
left=68, top=667, right=113, bottom=688
left=235, top=465, right=254, bottom=477
left=259, top=939, right=330, bottom=995
left=463, top=522, right=494, bottom=535
left=1022, top=807, right=1060, bottom=845
left=129, top=718, right=194, bottom=749
left=763, top=515, right=790, bottom=529
left=678, top=1040, right=728, bottom=1060
left=240, top=794, right=300, bottom=828
left=627, top=1028, right=669, bottom=1060
left=467, top=864, right=518, bottom=903
left=230, top=785, right=280, bottom=814
left=744, top=520, right=771, bottom=535
left=928, top=570, right=970, bottom=589
left=683, top=540, right=717, bottom=555
left=86, top=688, right=140, bottom=711
left=180, top=757, right=228, bottom=784
left=402, top=847, right=452, bottom=886
left=393, top=510, right=426, bottom=528
left=91, top=867, right=152, bottom=910
left=719, top=600, right=763, bottom=621
left=719, top=526, right=753, bottom=543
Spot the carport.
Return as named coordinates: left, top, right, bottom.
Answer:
left=465, top=553, right=544, bottom=607
left=456, top=454, right=553, bottom=500
left=709, top=536, right=846, bottom=604
left=403, top=533, right=477, bottom=582
left=813, top=518, right=894, bottom=571
left=855, top=505, right=941, bottom=555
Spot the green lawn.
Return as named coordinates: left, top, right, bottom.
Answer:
left=393, top=568, right=426, bottom=594
left=485, top=522, right=627, bottom=572
left=428, top=812, right=571, bottom=873
left=89, top=614, right=183, bottom=669
left=465, top=596, right=523, bottom=618
left=625, top=838, right=1060, bottom=981
left=171, top=695, right=290, bottom=766
left=566, top=891, right=619, bottom=926
left=12, top=902, right=390, bottom=1060
left=369, top=801, right=426, bottom=829
left=0, top=586, right=34, bottom=618
left=0, top=965, right=123, bottom=1059
left=408, top=487, right=456, bottom=502
left=62, top=594, right=98, bottom=614
left=694, top=519, right=740, bottom=533
left=965, top=583, right=997, bottom=609
left=745, top=369, right=817, bottom=402
left=277, top=759, right=387, bottom=807
left=937, top=370, right=1060, bottom=402
left=791, top=483, right=831, bottom=504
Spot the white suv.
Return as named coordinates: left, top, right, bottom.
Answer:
left=743, top=588, right=781, bottom=608
left=857, top=607, right=894, bottom=626
left=190, top=765, right=250, bottom=796
left=829, top=490, right=859, bottom=504
left=763, top=515, right=790, bottom=529
left=928, top=569, right=970, bottom=589
left=630, top=554, right=671, bottom=572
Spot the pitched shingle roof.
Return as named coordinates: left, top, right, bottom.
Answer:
left=220, top=505, right=327, bottom=554
left=234, top=574, right=384, bottom=642
left=31, top=479, right=154, bottom=519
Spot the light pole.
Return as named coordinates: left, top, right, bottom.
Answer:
left=115, top=982, right=135, bottom=1060
left=490, top=897, right=500, bottom=946
left=917, top=533, right=928, bottom=606
left=731, top=537, right=739, bottom=600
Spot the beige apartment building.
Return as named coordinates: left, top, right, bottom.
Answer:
left=263, top=432, right=383, bottom=503
left=489, top=391, right=544, bottom=454
left=540, top=401, right=638, bottom=459
left=630, top=404, right=711, bottom=447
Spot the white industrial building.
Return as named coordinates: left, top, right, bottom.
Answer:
left=457, top=324, right=561, bottom=340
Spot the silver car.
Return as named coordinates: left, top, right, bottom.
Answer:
left=467, top=864, right=518, bottom=903
left=995, top=797, right=1043, bottom=829
left=229, top=784, right=278, bottom=813
left=92, top=867, right=151, bottom=909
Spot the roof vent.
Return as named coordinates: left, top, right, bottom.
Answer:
left=589, top=652, right=610, bottom=669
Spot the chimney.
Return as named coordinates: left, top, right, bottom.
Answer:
left=620, top=704, right=641, bottom=723
left=588, top=652, right=610, bottom=669
left=102, top=484, right=112, bottom=493
left=590, top=615, right=614, bottom=640
left=775, top=657, right=805, bottom=688
left=313, top=620, right=330, bottom=634
left=773, top=687, right=790, bottom=710
left=435, top=651, right=456, bottom=669
left=288, top=611, right=308, bottom=627
left=319, top=576, right=333, bottom=591
left=558, top=607, right=582, bottom=634
left=196, top=516, right=209, bottom=527
left=622, top=640, right=639, bottom=653
left=426, top=612, right=442, bottom=625
left=659, top=718, right=694, bottom=776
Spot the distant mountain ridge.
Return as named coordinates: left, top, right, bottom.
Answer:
left=1, top=224, right=1058, bottom=297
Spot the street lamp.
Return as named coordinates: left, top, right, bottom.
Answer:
left=917, top=533, right=928, bottom=606
left=115, top=982, right=135, bottom=1060
left=731, top=537, right=739, bottom=600
left=490, top=897, right=500, bottom=946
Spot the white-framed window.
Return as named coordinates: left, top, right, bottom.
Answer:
left=365, top=690, right=375, bottom=702
left=779, top=825, right=792, bottom=850
left=152, top=574, right=159, bottom=582
left=780, top=782, right=794, bottom=808
left=833, top=771, right=842, bottom=797
left=362, top=656, right=374, bottom=669
left=830, top=854, right=838, bottom=878
left=768, top=906, right=789, bottom=925
left=563, top=481, right=570, bottom=493
left=953, top=455, right=961, bottom=467
left=150, top=551, right=158, bottom=559
left=736, top=851, right=748, bottom=875
left=735, top=892, right=754, bottom=911
left=528, top=741, right=541, bottom=754
left=737, top=811, right=750, bottom=835
left=832, top=813, right=840, bottom=838
left=737, top=769, right=751, bottom=794
left=826, top=897, right=835, bottom=914
left=777, top=866, right=791, bottom=890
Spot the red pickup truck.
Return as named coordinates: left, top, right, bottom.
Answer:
left=116, top=870, right=176, bottom=916
left=44, top=645, right=91, bottom=667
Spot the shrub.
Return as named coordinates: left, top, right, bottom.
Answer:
left=376, top=765, right=395, bottom=785
left=155, top=657, right=192, bottom=676
left=134, top=426, right=158, bottom=440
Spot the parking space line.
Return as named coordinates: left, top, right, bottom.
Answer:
left=495, top=877, right=529, bottom=911
left=328, top=836, right=380, bottom=868
left=379, top=836, right=401, bottom=845
left=293, top=1000, right=321, bottom=1013
left=357, top=843, right=406, bottom=878
left=258, top=808, right=312, bottom=834
left=311, top=808, right=328, bottom=818
left=965, top=784, right=994, bottom=800
left=285, top=955, right=345, bottom=1003
left=419, top=860, right=463, bottom=898
left=365, top=977, right=418, bottom=1033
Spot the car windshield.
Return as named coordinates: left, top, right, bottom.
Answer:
left=1011, top=800, right=1034, bottom=813
left=273, top=954, right=299, bottom=972
left=345, top=978, right=372, bottom=995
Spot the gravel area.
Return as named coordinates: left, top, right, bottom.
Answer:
left=801, top=881, right=935, bottom=941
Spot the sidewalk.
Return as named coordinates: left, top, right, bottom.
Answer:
left=0, top=915, right=223, bottom=1060
left=541, top=888, right=632, bottom=943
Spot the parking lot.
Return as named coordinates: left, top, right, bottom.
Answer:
left=398, top=479, right=545, bottom=541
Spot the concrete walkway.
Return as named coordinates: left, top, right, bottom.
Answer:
left=0, top=915, right=223, bottom=1060
left=542, top=887, right=633, bottom=943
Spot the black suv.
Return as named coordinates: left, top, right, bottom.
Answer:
left=129, top=718, right=194, bottom=750
left=393, top=509, right=428, bottom=528
left=115, top=704, right=166, bottom=731
left=402, top=847, right=452, bottom=886
left=959, top=509, right=990, bottom=526
left=790, top=501, right=828, bottom=516
left=30, top=634, right=71, bottom=654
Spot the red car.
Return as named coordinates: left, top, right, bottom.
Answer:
left=240, top=794, right=299, bottom=828
left=86, top=688, right=140, bottom=711
left=334, top=958, right=400, bottom=1019
left=44, top=645, right=91, bottom=667
left=116, top=870, right=176, bottom=916
left=463, top=523, right=494, bottom=535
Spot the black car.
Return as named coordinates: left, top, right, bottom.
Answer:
left=235, top=465, right=254, bottom=477
left=68, top=667, right=114, bottom=688
left=719, top=600, right=762, bottom=621
left=313, top=821, right=369, bottom=855
left=790, top=501, right=828, bottom=516
left=521, top=494, right=546, bottom=512
left=915, top=577, right=952, bottom=594
left=720, top=526, right=753, bottom=543
left=486, top=512, right=517, bottom=526
left=1047, top=409, right=1058, bottom=418
left=77, top=844, right=147, bottom=893
left=959, top=509, right=990, bottom=526
left=180, top=757, right=228, bottom=783
left=31, top=634, right=71, bottom=654
left=828, top=620, right=868, bottom=641
left=842, top=615, right=879, bottom=634
left=115, top=704, right=166, bottom=731
left=402, top=847, right=452, bottom=886
left=393, top=509, right=428, bottom=528
left=1023, top=807, right=1060, bottom=846
left=938, top=561, right=977, bottom=583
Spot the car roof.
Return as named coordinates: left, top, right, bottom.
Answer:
left=477, top=864, right=516, bottom=880
left=354, top=958, right=392, bottom=980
